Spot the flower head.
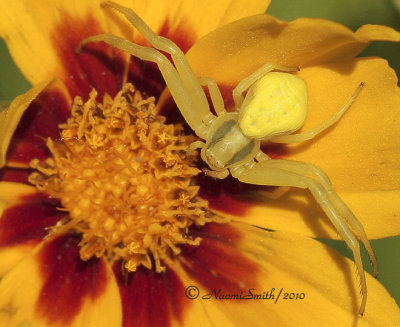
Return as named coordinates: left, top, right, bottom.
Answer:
left=0, top=1, right=400, bottom=326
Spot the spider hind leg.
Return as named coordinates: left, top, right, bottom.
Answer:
left=232, top=159, right=376, bottom=315
left=270, top=83, right=364, bottom=144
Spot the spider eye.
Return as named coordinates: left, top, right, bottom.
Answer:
left=238, top=72, right=307, bottom=140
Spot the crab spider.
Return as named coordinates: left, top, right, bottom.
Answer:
left=78, top=1, right=378, bottom=315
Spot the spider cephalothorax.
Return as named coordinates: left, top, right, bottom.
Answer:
left=78, top=1, right=377, bottom=315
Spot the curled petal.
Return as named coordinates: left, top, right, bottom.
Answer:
left=0, top=80, right=52, bottom=169
left=356, top=24, right=400, bottom=42
left=4, top=80, right=71, bottom=169
left=186, top=14, right=400, bottom=90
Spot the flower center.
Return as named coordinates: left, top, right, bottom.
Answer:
left=29, top=83, right=219, bottom=272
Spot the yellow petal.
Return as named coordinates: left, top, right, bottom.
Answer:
left=0, top=182, right=38, bottom=277
left=0, top=246, right=33, bottom=279
left=186, top=15, right=400, bottom=89
left=292, top=59, right=400, bottom=193
left=0, top=182, right=64, bottom=276
left=0, top=0, right=111, bottom=86
left=173, top=222, right=400, bottom=325
left=215, top=187, right=400, bottom=241
left=237, top=222, right=400, bottom=325
left=0, top=80, right=52, bottom=169
left=206, top=222, right=399, bottom=325
left=0, top=235, right=122, bottom=327
left=286, top=57, right=399, bottom=238
left=0, top=182, right=38, bottom=225
left=208, top=59, right=400, bottom=240
left=114, top=0, right=271, bottom=44
left=356, top=24, right=400, bottom=42
left=169, top=263, right=251, bottom=327
left=0, top=0, right=269, bottom=91
left=187, top=30, right=400, bottom=240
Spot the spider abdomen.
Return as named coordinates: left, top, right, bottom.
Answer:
left=238, top=72, right=308, bottom=140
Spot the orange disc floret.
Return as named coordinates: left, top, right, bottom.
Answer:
left=29, top=83, right=222, bottom=272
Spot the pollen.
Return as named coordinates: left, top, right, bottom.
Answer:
left=29, top=83, right=219, bottom=272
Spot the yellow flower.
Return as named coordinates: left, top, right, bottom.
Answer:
left=0, top=1, right=400, bottom=326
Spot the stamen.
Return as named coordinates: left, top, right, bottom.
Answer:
left=29, top=83, right=222, bottom=272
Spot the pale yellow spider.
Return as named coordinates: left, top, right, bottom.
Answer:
left=79, top=1, right=377, bottom=315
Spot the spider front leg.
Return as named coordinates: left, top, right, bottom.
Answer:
left=78, top=2, right=215, bottom=140
left=101, top=1, right=210, bottom=119
left=198, top=77, right=227, bottom=117
left=231, top=159, right=377, bottom=315
left=78, top=35, right=209, bottom=138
